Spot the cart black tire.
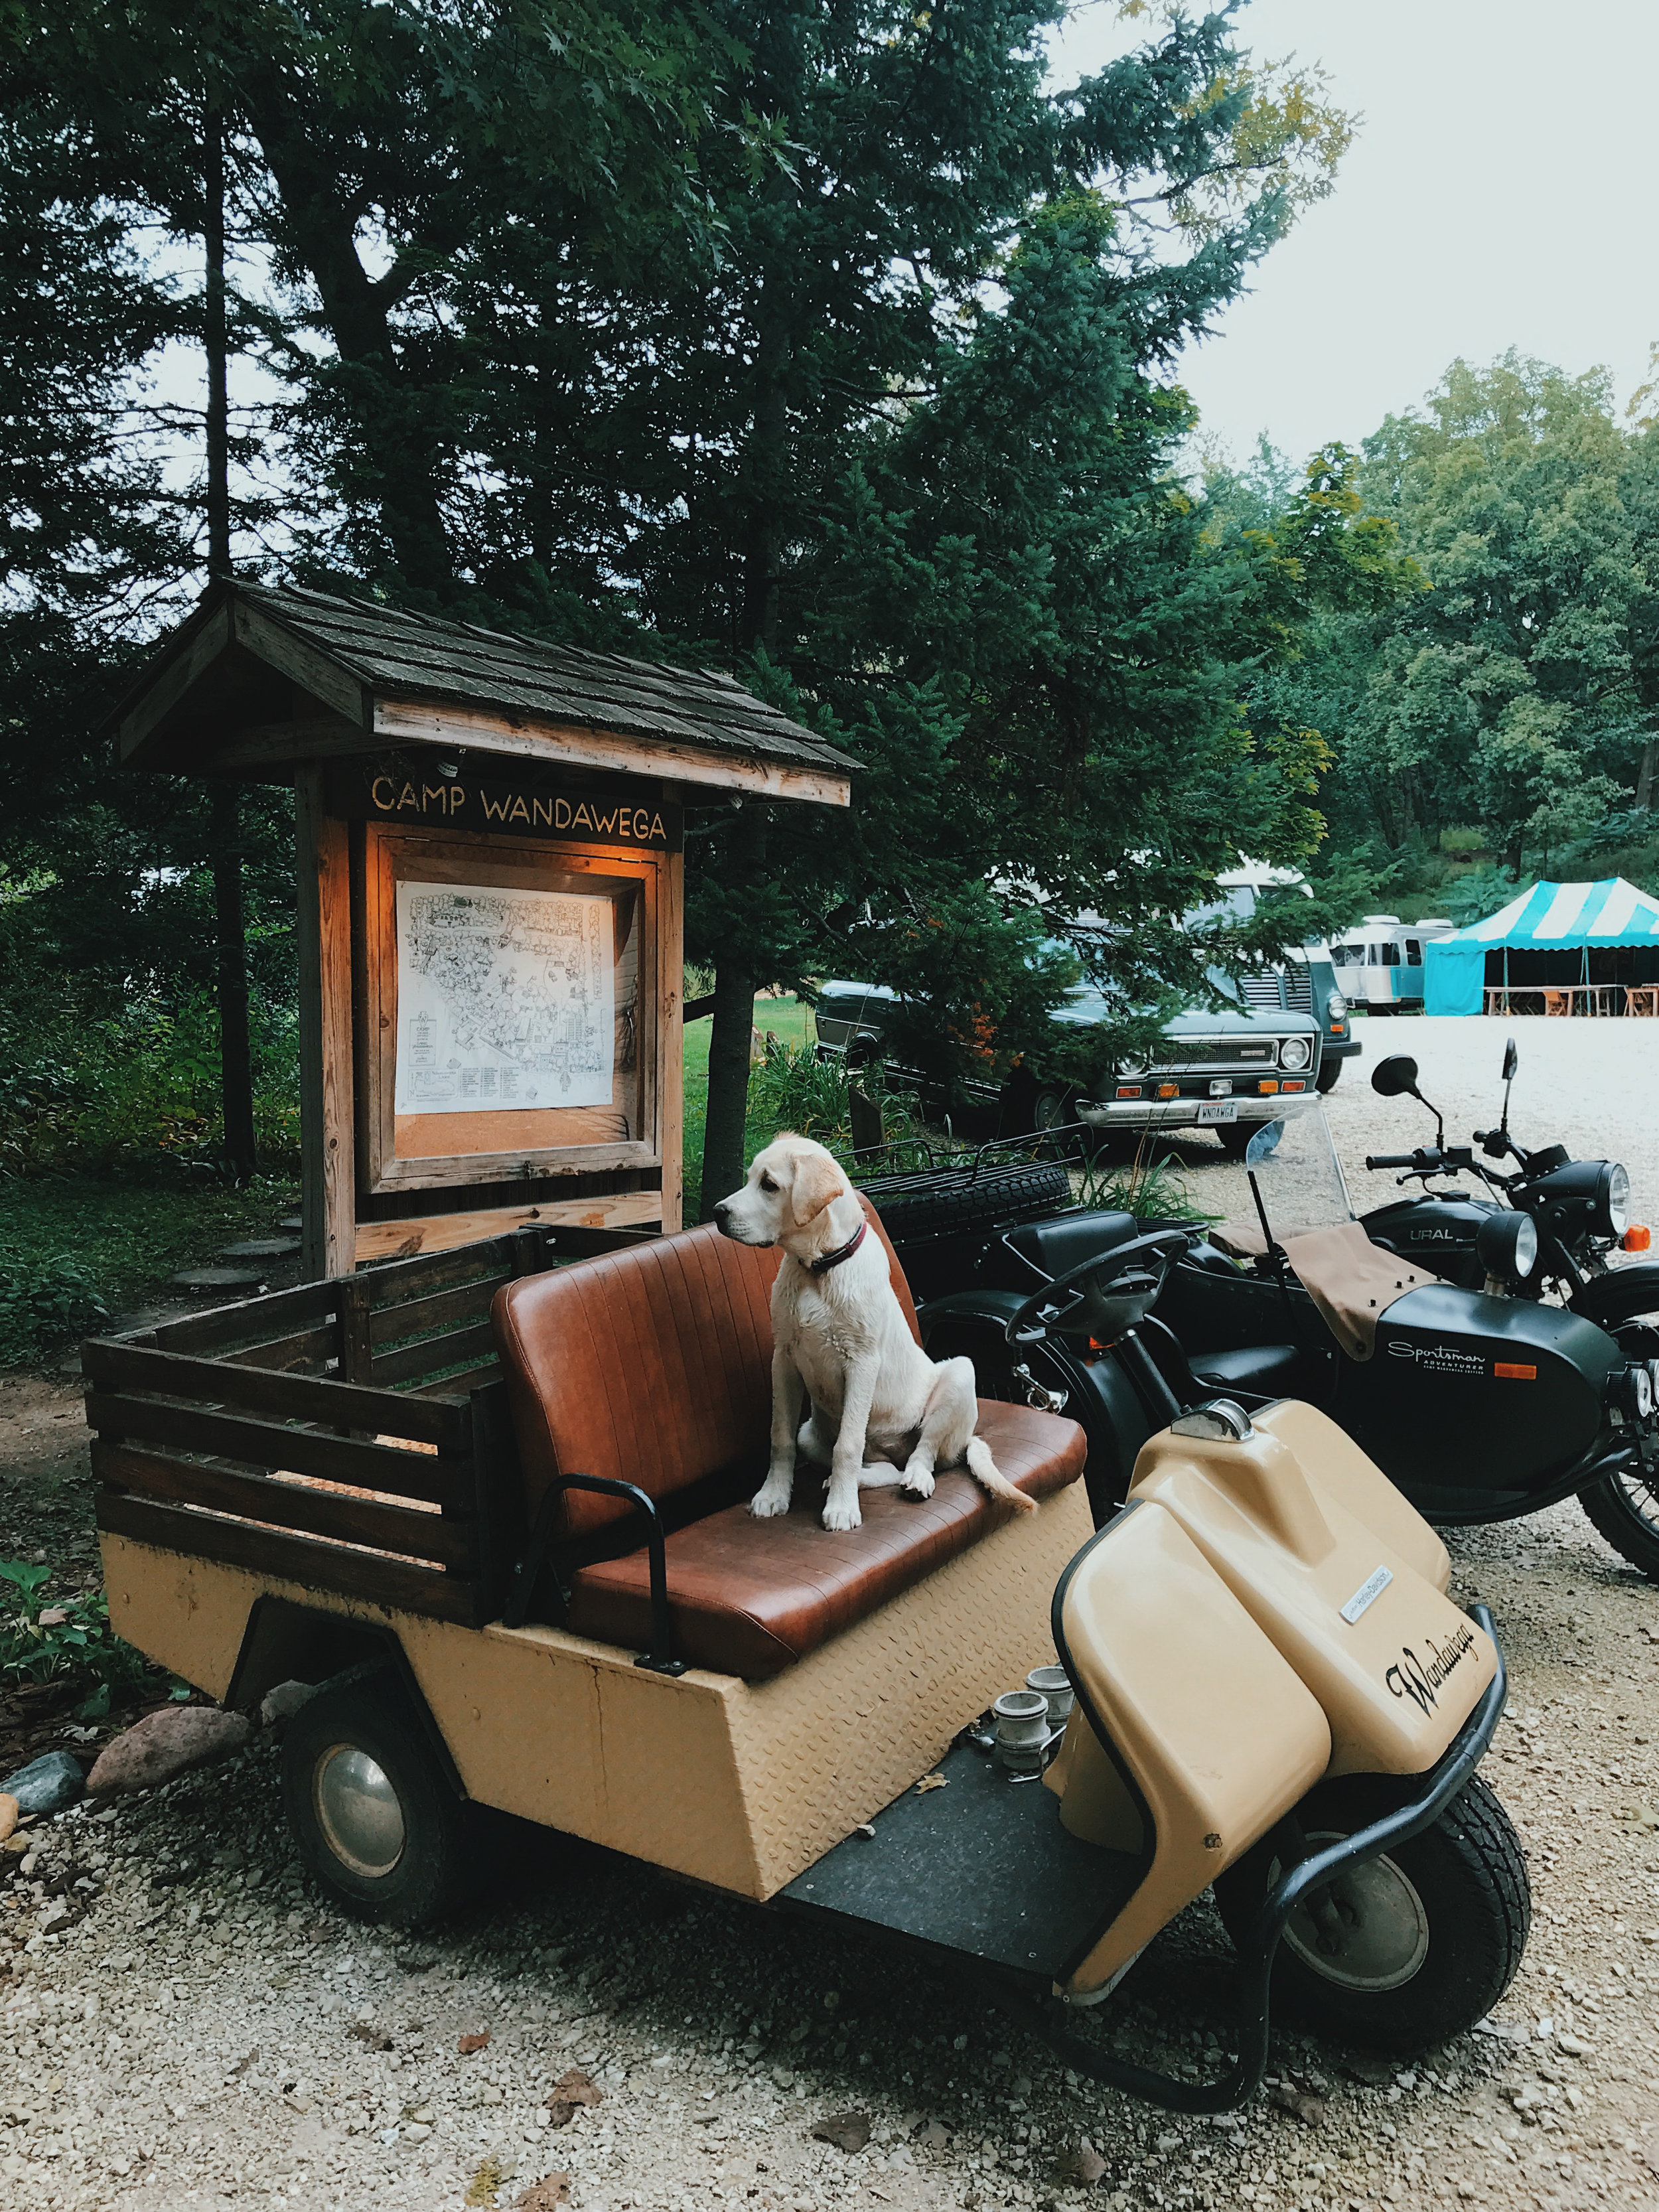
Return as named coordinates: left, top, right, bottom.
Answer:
left=281, top=1666, right=469, bottom=1927
left=1579, top=1471, right=1659, bottom=1582
left=1315, top=1060, right=1343, bottom=1094
left=1212, top=1773, right=1529, bottom=2054
left=856, top=1160, right=1072, bottom=1244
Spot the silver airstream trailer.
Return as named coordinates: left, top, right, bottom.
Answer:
left=1329, top=915, right=1454, bottom=1014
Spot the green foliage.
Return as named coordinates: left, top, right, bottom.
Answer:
left=747, top=1038, right=918, bottom=1156
left=1250, top=356, right=1659, bottom=871
left=0, top=986, right=300, bottom=1179
left=1074, top=1149, right=1212, bottom=1226
left=0, top=1562, right=152, bottom=1701
left=0, top=1177, right=295, bottom=1364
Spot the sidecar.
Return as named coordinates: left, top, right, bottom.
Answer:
left=88, top=1204, right=1526, bottom=2111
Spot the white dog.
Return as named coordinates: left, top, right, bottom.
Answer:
left=714, top=1134, right=1038, bottom=1532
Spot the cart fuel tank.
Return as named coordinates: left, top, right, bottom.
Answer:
left=1344, top=1282, right=1622, bottom=1495
left=1129, top=1406, right=1498, bottom=1777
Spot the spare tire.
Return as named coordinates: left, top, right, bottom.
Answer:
left=857, top=1159, right=1072, bottom=1245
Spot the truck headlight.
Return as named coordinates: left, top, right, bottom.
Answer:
left=1327, top=990, right=1348, bottom=1021
left=1278, top=1036, right=1313, bottom=1071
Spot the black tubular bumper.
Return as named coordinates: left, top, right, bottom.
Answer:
left=985, top=1601, right=1508, bottom=2114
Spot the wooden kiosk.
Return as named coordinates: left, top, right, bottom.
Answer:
left=109, top=583, right=853, bottom=1278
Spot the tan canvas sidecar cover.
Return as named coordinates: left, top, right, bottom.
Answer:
left=1208, top=1218, right=1436, bottom=1359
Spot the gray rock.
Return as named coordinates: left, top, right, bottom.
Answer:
left=87, top=1706, right=253, bottom=1799
left=219, top=1240, right=300, bottom=1261
left=259, top=1680, right=319, bottom=1728
left=171, top=1267, right=265, bottom=1291
left=1, top=1750, right=86, bottom=1816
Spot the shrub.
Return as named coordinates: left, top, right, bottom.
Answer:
left=747, top=1038, right=918, bottom=1159
left=0, top=1252, right=109, bottom=1361
left=0, top=1561, right=155, bottom=1712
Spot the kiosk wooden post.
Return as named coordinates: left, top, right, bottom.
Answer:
left=107, top=583, right=853, bottom=1276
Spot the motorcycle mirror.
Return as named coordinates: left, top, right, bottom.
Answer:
left=1370, top=1055, right=1420, bottom=1099
left=1502, top=1038, right=1519, bottom=1083
left=1244, top=1120, right=1285, bottom=1167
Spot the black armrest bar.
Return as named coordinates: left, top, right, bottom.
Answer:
left=983, top=1601, right=1508, bottom=2113
left=502, top=1473, right=687, bottom=1676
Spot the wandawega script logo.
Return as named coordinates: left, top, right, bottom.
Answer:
left=1385, top=1620, right=1477, bottom=1714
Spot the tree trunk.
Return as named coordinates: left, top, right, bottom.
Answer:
left=699, top=810, right=766, bottom=1220
left=211, top=784, right=258, bottom=1181
left=204, top=102, right=230, bottom=575
left=204, top=103, right=256, bottom=1182
left=238, top=72, right=455, bottom=592
left=1638, top=731, right=1657, bottom=812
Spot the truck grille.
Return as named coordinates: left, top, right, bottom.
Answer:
left=1239, top=968, right=1315, bottom=1013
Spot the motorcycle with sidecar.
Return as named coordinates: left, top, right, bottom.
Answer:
left=918, top=1103, right=1659, bottom=1572
left=1354, top=1042, right=1659, bottom=1572
left=86, top=1203, right=1528, bottom=2110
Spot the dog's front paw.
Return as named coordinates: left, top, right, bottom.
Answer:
left=901, top=1461, right=936, bottom=1500
left=821, top=1493, right=863, bottom=1532
left=749, top=1478, right=794, bottom=1519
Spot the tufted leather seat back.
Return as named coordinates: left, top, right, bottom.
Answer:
left=492, top=1195, right=920, bottom=1542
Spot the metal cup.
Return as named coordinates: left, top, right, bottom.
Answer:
left=992, top=1690, right=1051, bottom=1775
left=1026, top=1664, right=1075, bottom=1728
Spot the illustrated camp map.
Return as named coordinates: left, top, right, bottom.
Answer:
left=394, top=881, right=614, bottom=1114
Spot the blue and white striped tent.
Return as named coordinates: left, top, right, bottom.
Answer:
left=1423, top=878, right=1659, bottom=1015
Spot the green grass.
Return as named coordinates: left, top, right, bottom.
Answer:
left=683, top=996, right=814, bottom=1222
left=0, top=1175, right=299, bottom=1364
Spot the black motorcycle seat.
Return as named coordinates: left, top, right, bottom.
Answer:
left=995, top=1209, right=1141, bottom=1287
left=1187, top=1343, right=1305, bottom=1399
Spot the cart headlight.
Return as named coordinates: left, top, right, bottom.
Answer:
left=1278, top=1035, right=1313, bottom=1071
left=1477, top=1211, right=1538, bottom=1284
left=1601, top=1162, right=1630, bottom=1239
left=1327, top=990, right=1348, bottom=1021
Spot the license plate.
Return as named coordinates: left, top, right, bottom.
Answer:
left=1196, top=1101, right=1238, bottom=1124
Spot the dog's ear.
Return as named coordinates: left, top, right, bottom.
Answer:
left=790, top=1147, right=845, bottom=1226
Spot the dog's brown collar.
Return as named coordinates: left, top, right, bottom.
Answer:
left=806, top=1219, right=868, bottom=1275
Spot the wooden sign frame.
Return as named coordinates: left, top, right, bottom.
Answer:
left=356, top=822, right=668, bottom=1195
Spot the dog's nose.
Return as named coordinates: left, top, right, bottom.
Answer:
left=712, top=1199, right=731, bottom=1228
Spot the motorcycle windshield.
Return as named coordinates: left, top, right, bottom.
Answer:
left=1242, top=1102, right=1354, bottom=1244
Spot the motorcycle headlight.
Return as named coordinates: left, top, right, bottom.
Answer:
left=1327, top=990, right=1348, bottom=1021
left=1477, top=1210, right=1538, bottom=1283
left=1602, top=1162, right=1630, bottom=1238
left=1279, top=1035, right=1313, bottom=1071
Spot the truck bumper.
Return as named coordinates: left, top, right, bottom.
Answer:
left=1076, top=1096, right=1307, bottom=1132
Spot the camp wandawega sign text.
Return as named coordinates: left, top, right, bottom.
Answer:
left=331, top=766, right=682, bottom=851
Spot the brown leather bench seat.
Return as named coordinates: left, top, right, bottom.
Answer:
left=492, top=1201, right=1087, bottom=1680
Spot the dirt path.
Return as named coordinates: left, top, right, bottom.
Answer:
left=7, top=1023, right=1659, bottom=2209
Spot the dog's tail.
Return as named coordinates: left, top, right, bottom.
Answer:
left=966, top=1435, right=1038, bottom=1514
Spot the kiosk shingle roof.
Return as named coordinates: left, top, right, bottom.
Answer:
left=242, top=583, right=853, bottom=776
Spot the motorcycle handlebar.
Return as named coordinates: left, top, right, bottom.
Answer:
left=1365, top=1152, right=1421, bottom=1171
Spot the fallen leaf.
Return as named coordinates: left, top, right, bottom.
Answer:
left=459, top=2030, right=492, bottom=2055
left=914, top=1773, right=948, bottom=1795
left=545, top=2067, right=604, bottom=2125
left=466, top=2155, right=508, bottom=2205
left=854, top=1822, right=876, bottom=1839
left=349, top=2022, right=394, bottom=2051
left=1269, top=2083, right=1327, bottom=2126
left=516, top=2176, right=570, bottom=2211
left=1055, top=2140, right=1107, bottom=2185
left=36, top=1607, right=68, bottom=1627
left=812, top=2110, right=872, bottom=2154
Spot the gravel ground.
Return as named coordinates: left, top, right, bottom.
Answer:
left=8, top=1016, right=1659, bottom=2212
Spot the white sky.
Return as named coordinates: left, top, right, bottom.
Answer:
left=1049, top=0, right=1659, bottom=468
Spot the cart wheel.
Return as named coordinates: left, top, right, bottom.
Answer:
left=1212, top=1773, right=1529, bottom=2053
left=281, top=1667, right=467, bottom=1927
left=1216, top=1124, right=1257, bottom=1157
